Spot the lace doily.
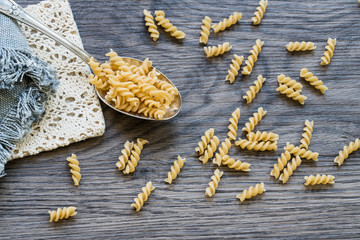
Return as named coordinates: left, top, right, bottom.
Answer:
left=10, top=0, right=105, bottom=160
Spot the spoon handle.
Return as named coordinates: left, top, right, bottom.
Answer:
left=0, top=0, right=92, bottom=62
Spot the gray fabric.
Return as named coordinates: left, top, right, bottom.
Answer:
left=0, top=13, right=58, bottom=177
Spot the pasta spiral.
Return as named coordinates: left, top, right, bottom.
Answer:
left=204, top=42, right=232, bottom=57
left=199, top=16, right=212, bottom=44
left=213, top=138, right=232, bottom=166
left=299, top=120, right=314, bottom=150
left=199, top=135, right=220, bottom=164
left=106, top=49, right=130, bottom=69
left=270, top=150, right=292, bottom=179
left=221, top=155, right=251, bottom=171
left=235, top=138, right=278, bottom=151
left=252, top=0, right=268, bottom=25
left=284, top=143, right=319, bottom=161
left=116, top=141, right=134, bottom=171
left=242, top=39, right=264, bottom=75
left=226, top=54, right=244, bottom=83
left=165, top=155, right=186, bottom=184
left=67, top=154, right=81, bottom=186
left=286, top=41, right=316, bottom=52
left=277, top=74, right=303, bottom=91
left=304, top=174, right=335, bottom=186
left=143, top=10, right=159, bottom=41
left=48, top=207, right=77, bottom=222
left=137, top=106, right=166, bottom=120
left=205, top=169, right=224, bottom=197
left=334, top=138, right=360, bottom=166
left=155, top=10, right=186, bottom=39
left=237, top=182, right=265, bottom=202
left=279, top=156, right=302, bottom=184
left=123, top=138, right=149, bottom=174
left=195, top=128, right=215, bottom=155
left=247, top=131, right=279, bottom=142
left=320, top=38, right=336, bottom=65
left=243, top=75, right=266, bottom=103
left=227, top=108, right=241, bottom=140
left=276, top=84, right=307, bottom=105
left=212, top=12, right=242, bottom=33
left=131, top=181, right=155, bottom=211
left=300, top=68, right=328, bottom=94
left=242, top=107, right=267, bottom=133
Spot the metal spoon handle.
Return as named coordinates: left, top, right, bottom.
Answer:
left=0, top=0, right=92, bottom=63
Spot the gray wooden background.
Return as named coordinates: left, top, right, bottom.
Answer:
left=1, top=0, right=360, bottom=239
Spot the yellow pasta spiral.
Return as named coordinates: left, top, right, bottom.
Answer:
left=123, top=138, right=149, bottom=174
left=284, top=143, right=319, bottom=161
left=116, top=141, right=134, bottom=171
left=242, top=107, right=267, bottom=133
left=212, top=12, right=242, bottom=33
left=277, top=74, right=303, bottom=91
left=299, top=120, right=314, bottom=150
left=334, top=138, right=360, bottom=166
left=204, top=42, right=232, bottom=57
left=136, top=58, right=153, bottom=76
left=131, top=181, right=155, bottom=211
left=286, top=41, right=316, bottom=52
left=106, top=49, right=130, bottom=70
left=235, top=138, right=278, bottom=151
left=155, top=10, right=186, bottom=39
left=242, top=39, right=264, bottom=75
left=276, top=84, right=307, bottom=105
left=221, top=155, right=251, bottom=171
left=154, top=79, right=179, bottom=95
left=199, top=135, right=220, bottom=164
left=247, top=131, right=279, bottom=142
left=300, top=68, right=328, bottom=94
left=243, top=75, right=266, bottom=103
left=252, top=0, right=268, bottom=25
left=48, top=207, right=77, bottom=222
left=88, top=74, right=109, bottom=91
left=165, top=155, right=186, bottom=184
left=304, top=174, right=335, bottom=186
left=67, top=154, right=81, bottom=186
left=137, top=106, right=166, bottom=120
left=227, top=108, right=241, bottom=140
left=205, top=169, right=223, bottom=197
left=279, top=156, right=302, bottom=184
left=321, top=38, right=336, bottom=65
left=195, top=128, right=215, bottom=155
left=143, top=9, right=159, bottom=41
left=270, top=150, right=292, bottom=179
left=199, top=16, right=211, bottom=44
left=225, top=54, right=244, bottom=83
left=237, top=182, right=265, bottom=202
left=213, top=138, right=232, bottom=166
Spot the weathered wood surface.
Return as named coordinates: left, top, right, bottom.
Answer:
left=1, top=0, right=360, bottom=239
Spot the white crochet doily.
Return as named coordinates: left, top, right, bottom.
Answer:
left=10, top=0, right=105, bottom=160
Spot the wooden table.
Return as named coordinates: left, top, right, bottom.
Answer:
left=1, top=0, right=360, bottom=239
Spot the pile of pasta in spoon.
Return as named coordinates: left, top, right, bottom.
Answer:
left=88, top=49, right=179, bottom=120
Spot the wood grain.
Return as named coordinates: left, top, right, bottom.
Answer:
left=1, top=0, right=360, bottom=239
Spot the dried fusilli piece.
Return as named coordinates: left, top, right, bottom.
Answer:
left=243, top=75, right=266, bottom=103
left=242, top=107, right=267, bottom=133
left=136, top=58, right=153, bottom=76
left=123, top=138, right=149, bottom=174
left=221, top=155, right=251, bottom=171
left=227, top=108, right=241, bottom=140
left=247, top=131, right=279, bottom=142
left=131, top=181, right=155, bottom=211
left=276, top=78, right=307, bottom=105
left=106, top=49, right=130, bottom=70
left=334, top=138, right=360, bottom=166
left=116, top=141, right=134, bottom=171
left=277, top=74, right=303, bottom=91
left=205, top=169, right=223, bottom=197
left=212, top=12, right=242, bottom=33
left=165, top=156, right=186, bottom=184
left=252, top=0, right=268, bottom=25
left=286, top=41, right=316, bottom=52
left=237, top=182, right=265, bottom=202
left=48, top=207, right=77, bottom=222
left=199, top=16, right=211, bottom=44
left=137, top=106, right=166, bottom=120
left=300, top=68, right=328, bottom=94
left=284, top=143, right=319, bottom=161
left=195, top=128, right=215, bottom=155
left=144, top=10, right=159, bottom=41
left=213, top=138, right=232, bottom=166
left=226, top=54, right=244, bottom=83
left=304, top=174, right=335, bottom=186
left=321, top=38, right=336, bottom=65
left=88, top=74, right=109, bottom=91
left=235, top=138, right=278, bottom=151
left=155, top=10, right=186, bottom=39
left=242, top=39, right=264, bottom=75
left=270, top=150, right=292, bottom=179
left=204, top=42, right=232, bottom=57
left=279, top=156, right=302, bottom=184
left=199, top=135, right=220, bottom=164
left=67, top=154, right=81, bottom=186
left=299, top=120, right=314, bottom=150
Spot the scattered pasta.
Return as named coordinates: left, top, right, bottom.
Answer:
left=252, top=0, right=268, bottom=25
left=286, top=41, right=316, bottom=52
left=226, top=54, right=244, bottom=83
left=237, top=182, right=265, bottom=202
left=154, top=10, right=186, bottom=39
left=321, top=38, right=336, bottom=65
left=277, top=74, right=303, bottom=91
left=165, top=155, right=186, bottom=184
left=199, top=135, right=220, bottom=164
left=131, top=181, right=155, bottom=211
left=300, top=68, right=328, bottom=94
left=235, top=138, right=278, bottom=151
left=242, top=39, right=264, bottom=75
left=247, top=131, right=279, bottom=142
left=243, top=75, right=266, bottom=103
left=334, top=138, right=360, bottom=166
left=48, top=207, right=77, bottom=222
left=212, top=12, right=242, bottom=33
left=143, top=9, right=159, bottom=41
left=67, top=154, right=81, bottom=186
left=284, top=143, right=319, bottom=161
left=276, top=75, right=307, bottom=105
left=123, top=138, right=149, bottom=174
left=205, top=169, right=223, bottom=197
left=227, top=108, right=241, bottom=140
left=304, top=174, right=335, bottom=186
left=242, top=107, right=267, bottom=133
left=299, top=120, right=314, bottom=150
left=195, top=128, right=215, bottom=155
left=279, top=156, right=302, bottom=184
left=270, top=150, right=292, bottom=179
left=222, top=155, right=251, bottom=171
left=116, top=140, right=134, bottom=171
left=199, top=16, right=211, bottom=44
left=204, top=42, right=232, bottom=57
left=213, top=138, right=232, bottom=166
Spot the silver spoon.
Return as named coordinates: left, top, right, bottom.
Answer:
left=0, top=0, right=181, bottom=121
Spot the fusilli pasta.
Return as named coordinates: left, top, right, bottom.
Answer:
left=123, top=138, right=149, bottom=174
left=286, top=41, right=316, bottom=52
left=284, top=143, right=319, bottom=161
left=165, top=155, right=186, bottom=184
left=205, top=169, right=223, bottom=197
left=235, top=138, right=278, bottom=151
left=213, top=138, right=232, bottom=166
left=199, top=16, right=212, bottom=44
left=304, top=174, right=335, bottom=186
left=242, top=39, right=264, bottom=75
left=67, top=154, right=81, bottom=186
left=279, top=156, right=302, bottom=184
left=222, top=155, right=251, bottom=171
left=227, top=108, right=241, bottom=140
left=195, top=128, right=215, bottom=155
left=334, top=138, right=360, bottom=166
left=277, top=74, right=303, bottom=91
left=143, top=10, right=159, bottom=41
left=212, top=12, right=242, bottom=33
left=252, top=0, right=268, bottom=25
left=48, top=207, right=77, bottom=222
left=247, top=131, right=279, bottom=142
left=131, top=181, right=155, bottom=211
left=299, top=120, right=314, bottom=150
left=270, top=150, right=292, bottom=179
left=226, top=54, right=244, bottom=83
left=276, top=82, right=307, bottom=105
left=199, top=135, right=220, bottom=164
left=300, top=68, right=328, bottom=94
left=155, top=10, right=186, bottom=39
left=237, top=182, right=265, bottom=202
left=243, top=75, right=266, bottom=103
left=242, top=107, right=267, bottom=133
left=116, top=140, right=134, bottom=171
left=320, top=38, right=336, bottom=65
left=204, top=42, right=232, bottom=57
